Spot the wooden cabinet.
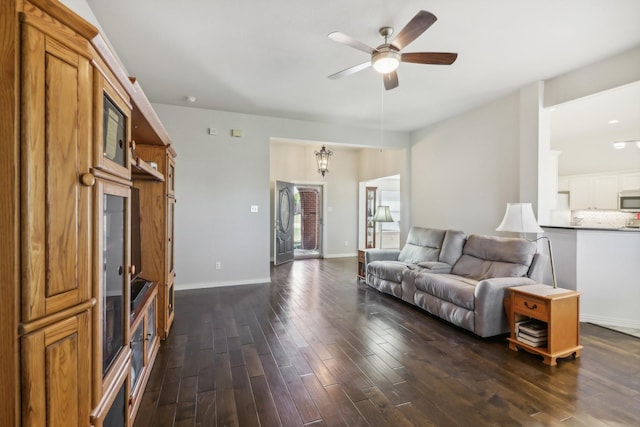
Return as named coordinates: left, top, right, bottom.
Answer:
left=365, top=187, right=377, bottom=248
left=93, top=180, right=132, bottom=402
left=2, top=1, right=176, bottom=426
left=129, top=285, right=160, bottom=420
left=18, top=6, right=96, bottom=426
left=20, top=14, right=93, bottom=324
left=134, top=144, right=177, bottom=338
left=506, top=284, right=582, bottom=366
left=357, top=249, right=366, bottom=280
left=21, top=310, right=92, bottom=427
left=92, top=56, right=132, bottom=181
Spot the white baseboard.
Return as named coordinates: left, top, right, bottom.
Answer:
left=176, top=277, right=271, bottom=291
left=581, top=313, right=640, bottom=329
left=324, top=252, right=358, bottom=259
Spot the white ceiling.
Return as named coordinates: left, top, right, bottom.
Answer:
left=550, top=82, right=640, bottom=143
left=86, top=0, right=640, bottom=133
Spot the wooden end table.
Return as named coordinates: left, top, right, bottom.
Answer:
left=506, top=284, right=582, bottom=366
left=357, top=249, right=366, bottom=280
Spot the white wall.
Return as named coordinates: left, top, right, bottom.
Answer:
left=358, top=148, right=410, bottom=242
left=153, top=103, right=409, bottom=289
left=544, top=47, right=640, bottom=107
left=409, top=93, right=523, bottom=235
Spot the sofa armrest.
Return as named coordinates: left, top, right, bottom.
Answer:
left=365, top=249, right=401, bottom=264
left=473, top=277, right=537, bottom=337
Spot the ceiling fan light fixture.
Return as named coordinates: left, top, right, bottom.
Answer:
left=372, top=49, right=400, bottom=74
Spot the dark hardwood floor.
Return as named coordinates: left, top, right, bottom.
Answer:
left=134, top=258, right=640, bottom=426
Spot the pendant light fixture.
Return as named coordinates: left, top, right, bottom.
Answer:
left=315, top=145, right=333, bottom=177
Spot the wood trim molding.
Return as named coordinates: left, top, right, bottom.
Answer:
left=26, top=0, right=98, bottom=40
left=18, top=298, right=96, bottom=335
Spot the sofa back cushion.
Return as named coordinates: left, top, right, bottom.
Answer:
left=397, top=227, right=446, bottom=264
left=451, top=234, right=536, bottom=281
left=439, top=229, right=466, bottom=266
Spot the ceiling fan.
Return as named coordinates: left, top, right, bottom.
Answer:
left=328, top=10, right=458, bottom=90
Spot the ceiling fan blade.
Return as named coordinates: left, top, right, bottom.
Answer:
left=328, top=31, right=375, bottom=54
left=392, top=10, right=437, bottom=51
left=328, top=61, right=371, bottom=80
left=383, top=71, right=399, bottom=90
left=401, top=52, right=458, bottom=65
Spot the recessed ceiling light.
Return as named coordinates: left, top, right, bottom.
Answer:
left=186, top=96, right=196, bottom=103
left=613, top=141, right=626, bottom=149
left=608, top=119, right=619, bottom=124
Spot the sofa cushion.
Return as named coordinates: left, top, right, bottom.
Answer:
left=439, top=229, right=466, bottom=266
left=451, top=234, right=536, bottom=280
left=414, top=273, right=477, bottom=310
left=416, top=261, right=453, bottom=274
left=367, top=260, right=414, bottom=283
left=397, top=227, right=446, bottom=264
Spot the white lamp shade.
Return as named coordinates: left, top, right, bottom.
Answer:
left=496, top=203, right=543, bottom=233
left=372, top=206, right=394, bottom=222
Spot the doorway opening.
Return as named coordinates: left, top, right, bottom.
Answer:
left=294, top=185, right=323, bottom=259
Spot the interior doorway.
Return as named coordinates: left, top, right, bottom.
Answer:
left=293, top=185, right=323, bottom=259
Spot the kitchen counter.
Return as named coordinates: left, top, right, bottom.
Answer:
left=542, top=224, right=640, bottom=232
left=540, top=227, right=640, bottom=330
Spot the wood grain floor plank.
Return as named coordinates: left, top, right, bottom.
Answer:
left=195, top=390, right=215, bottom=427
left=230, top=365, right=260, bottom=427
left=280, top=365, right=321, bottom=424
left=134, top=258, right=640, bottom=427
left=300, top=374, right=348, bottom=427
left=250, top=375, right=282, bottom=427
left=259, top=353, right=305, bottom=426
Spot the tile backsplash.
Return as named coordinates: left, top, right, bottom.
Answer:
left=571, top=210, right=636, bottom=228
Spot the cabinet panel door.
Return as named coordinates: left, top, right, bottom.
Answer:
left=93, top=69, right=132, bottom=180
left=569, top=178, right=593, bottom=210
left=594, top=176, right=618, bottom=209
left=21, top=311, right=91, bottom=427
left=21, top=25, right=92, bottom=321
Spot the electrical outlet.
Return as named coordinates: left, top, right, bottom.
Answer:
left=344, top=241, right=348, bottom=247
left=215, top=262, right=221, bottom=270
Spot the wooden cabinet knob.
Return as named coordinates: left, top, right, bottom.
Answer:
left=80, top=173, right=95, bottom=187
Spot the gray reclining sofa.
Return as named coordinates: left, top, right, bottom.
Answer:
left=365, top=226, right=546, bottom=337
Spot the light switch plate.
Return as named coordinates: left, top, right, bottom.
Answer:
left=251, top=205, right=259, bottom=213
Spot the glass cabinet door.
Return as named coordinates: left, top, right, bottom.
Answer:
left=98, top=181, right=130, bottom=381
left=93, top=71, right=131, bottom=180
left=102, top=97, right=127, bottom=168
left=168, top=198, right=175, bottom=275
left=365, top=187, right=377, bottom=248
left=130, top=320, right=143, bottom=393
left=102, top=193, right=125, bottom=375
left=146, top=297, right=157, bottom=353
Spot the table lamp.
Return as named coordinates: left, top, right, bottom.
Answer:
left=372, top=206, right=394, bottom=249
left=496, top=203, right=558, bottom=288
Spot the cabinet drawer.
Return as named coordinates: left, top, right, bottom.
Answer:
left=513, top=294, right=549, bottom=319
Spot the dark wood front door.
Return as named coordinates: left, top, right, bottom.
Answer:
left=274, top=180, right=294, bottom=265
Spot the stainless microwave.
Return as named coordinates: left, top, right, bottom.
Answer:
left=619, top=191, right=640, bottom=212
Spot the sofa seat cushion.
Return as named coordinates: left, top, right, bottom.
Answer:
left=416, top=261, right=453, bottom=274
left=413, top=273, right=478, bottom=310
left=368, top=260, right=415, bottom=283
left=451, top=234, right=536, bottom=280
